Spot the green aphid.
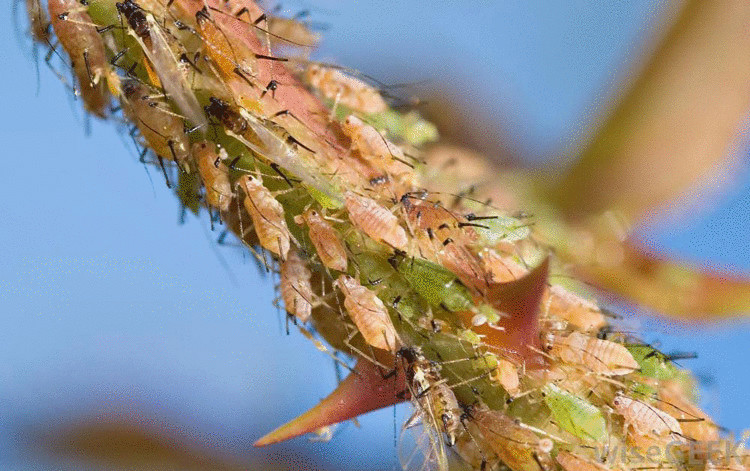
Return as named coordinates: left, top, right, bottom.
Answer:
left=392, top=256, right=473, bottom=312
left=626, top=345, right=680, bottom=381
left=542, top=383, right=606, bottom=443
left=473, top=214, right=531, bottom=247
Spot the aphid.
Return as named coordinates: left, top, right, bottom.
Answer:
left=118, top=2, right=206, bottom=128
left=238, top=174, right=291, bottom=260
left=542, top=285, right=606, bottom=333
left=333, top=275, right=400, bottom=352
left=544, top=331, right=639, bottom=376
left=195, top=7, right=255, bottom=82
left=48, top=0, right=110, bottom=117
left=397, top=346, right=460, bottom=469
left=555, top=450, right=611, bottom=471
left=612, top=393, right=684, bottom=442
left=470, top=406, right=545, bottom=471
left=206, top=98, right=339, bottom=201
left=267, top=15, right=321, bottom=49
left=280, top=249, right=314, bottom=323
left=489, top=358, right=520, bottom=397
left=293, top=209, right=348, bottom=271
left=341, top=115, right=413, bottom=178
left=121, top=79, right=190, bottom=165
left=25, top=0, right=50, bottom=44
left=344, top=191, right=408, bottom=250
left=542, top=383, right=607, bottom=443
left=390, top=255, right=473, bottom=312
left=194, top=141, right=232, bottom=211
left=304, top=64, right=387, bottom=114
left=478, top=248, right=527, bottom=283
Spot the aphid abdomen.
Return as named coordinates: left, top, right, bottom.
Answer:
left=344, top=191, right=407, bottom=250
left=280, top=249, right=314, bottom=323
left=194, top=141, right=232, bottom=211
left=239, top=175, right=291, bottom=260
left=297, top=209, right=348, bottom=272
left=48, top=0, right=109, bottom=117
left=428, top=382, right=462, bottom=446
left=542, top=383, right=607, bottom=443
left=334, top=275, right=400, bottom=352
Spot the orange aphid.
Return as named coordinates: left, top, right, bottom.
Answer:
left=490, top=358, right=520, bottom=397
left=194, top=141, right=232, bottom=211
left=280, top=249, right=314, bottom=323
left=48, top=0, right=109, bottom=117
left=122, top=80, right=190, bottom=165
left=294, top=209, right=348, bottom=272
left=545, top=331, right=638, bottom=376
left=304, top=65, right=387, bottom=114
left=556, top=450, right=613, bottom=471
left=479, top=248, right=527, bottom=283
left=471, top=407, right=544, bottom=471
left=344, top=191, right=408, bottom=250
left=196, top=7, right=254, bottom=82
left=334, top=275, right=400, bottom=352
left=239, top=174, right=291, bottom=260
left=542, top=285, right=606, bottom=332
left=341, top=115, right=412, bottom=178
left=613, top=394, right=684, bottom=442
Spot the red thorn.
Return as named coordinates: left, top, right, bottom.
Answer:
left=461, top=257, right=549, bottom=366
left=254, top=357, right=407, bottom=446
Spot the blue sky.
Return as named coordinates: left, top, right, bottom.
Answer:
left=2, top=1, right=750, bottom=469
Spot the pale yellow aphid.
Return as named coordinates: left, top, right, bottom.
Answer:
left=556, top=450, right=613, bottom=471
left=333, top=275, right=400, bottom=352
left=304, top=64, right=387, bottom=114
left=612, top=393, right=684, bottom=442
left=545, top=331, right=639, bottom=376
left=293, top=209, right=348, bottom=272
left=543, top=285, right=606, bottom=332
left=341, top=115, right=413, bottom=178
left=239, top=174, right=291, bottom=260
left=344, top=191, right=408, bottom=250
left=471, top=407, right=545, bottom=471
left=194, top=141, right=232, bottom=211
left=489, top=358, right=520, bottom=397
left=280, top=249, right=314, bottom=323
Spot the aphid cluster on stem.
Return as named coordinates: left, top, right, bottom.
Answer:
left=27, top=1, right=746, bottom=470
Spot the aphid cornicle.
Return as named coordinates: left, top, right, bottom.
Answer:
left=293, top=209, right=348, bottom=272
left=280, top=249, right=314, bottom=323
left=194, top=141, right=232, bottom=211
left=333, top=275, right=400, bottom=352
left=121, top=80, right=190, bottom=165
left=612, top=393, right=684, bottom=442
left=239, top=174, right=291, bottom=260
left=545, top=331, right=639, bottom=376
left=304, top=64, right=387, bottom=114
left=48, top=0, right=109, bottom=117
left=344, top=191, right=408, bottom=250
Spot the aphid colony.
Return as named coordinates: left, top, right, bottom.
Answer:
left=28, top=1, right=746, bottom=470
